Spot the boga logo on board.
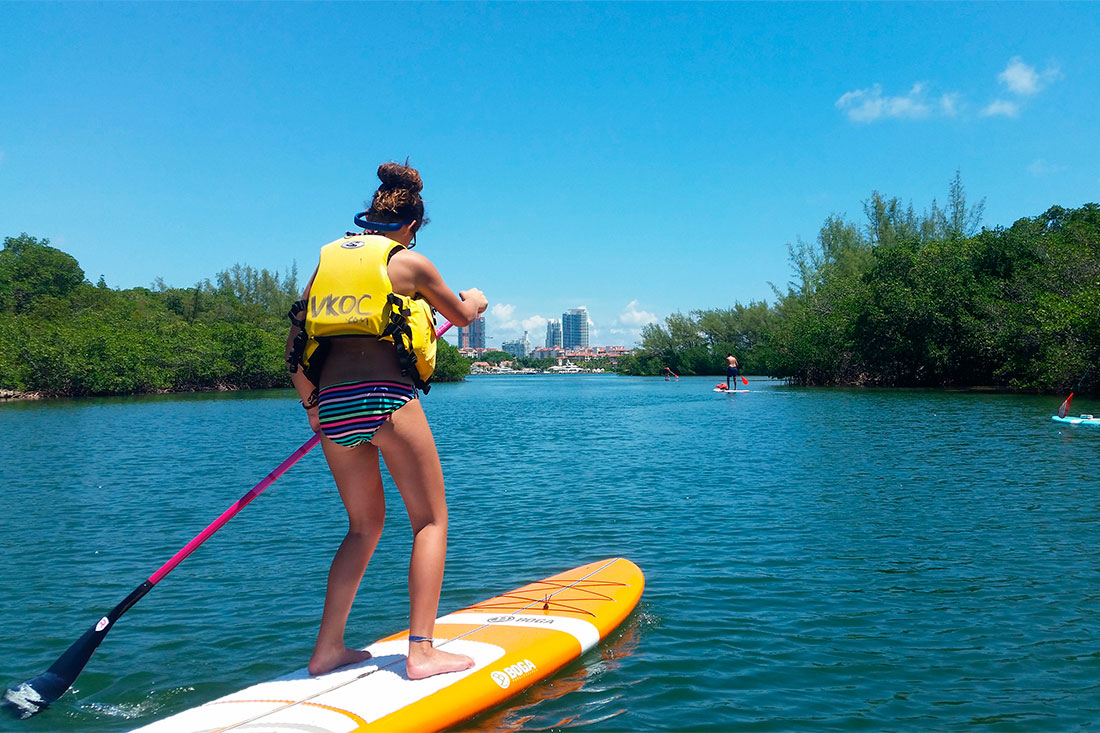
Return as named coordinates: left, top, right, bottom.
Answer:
left=490, top=659, right=537, bottom=689
left=487, top=615, right=555, bottom=625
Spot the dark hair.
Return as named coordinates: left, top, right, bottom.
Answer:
left=365, top=162, right=429, bottom=232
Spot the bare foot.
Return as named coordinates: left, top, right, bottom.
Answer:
left=405, top=644, right=475, bottom=680
left=308, top=646, right=373, bottom=676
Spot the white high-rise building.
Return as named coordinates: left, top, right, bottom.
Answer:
left=501, top=330, right=531, bottom=358
left=545, top=319, right=562, bottom=348
left=562, top=308, right=589, bottom=349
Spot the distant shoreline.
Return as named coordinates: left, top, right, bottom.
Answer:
left=0, top=383, right=267, bottom=403
left=469, top=370, right=608, bottom=376
left=2, top=378, right=1075, bottom=403
left=0, top=389, right=41, bottom=401
left=0, top=374, right=474, bottom=403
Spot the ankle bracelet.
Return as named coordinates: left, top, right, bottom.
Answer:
left=408, top=635, right=433, bottom=645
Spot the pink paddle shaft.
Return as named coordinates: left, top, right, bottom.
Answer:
left=146, top=319, right=454, bottom=587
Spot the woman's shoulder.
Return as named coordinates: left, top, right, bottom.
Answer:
left=387, top=248, right=438, bottom=295
left=388, top=247, right=426, bottom=264
left=388, top=248, right=440, bottom=277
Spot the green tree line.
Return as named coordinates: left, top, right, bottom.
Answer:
left=0, top=234, right=470, bottom=398
left=625, top=175, right=1100, bottom=394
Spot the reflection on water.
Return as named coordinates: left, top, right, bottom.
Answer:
left=455, top=610, right=647, bottom=732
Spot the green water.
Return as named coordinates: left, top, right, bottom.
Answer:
left=1, top=377, right=1098, bottom=731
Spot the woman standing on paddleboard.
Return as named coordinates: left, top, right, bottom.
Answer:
left=286, top=161, right=487, bottom=679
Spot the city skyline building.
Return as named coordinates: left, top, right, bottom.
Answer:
left=459, top=316, right=486, bottom=350
left=545, top=319, right=562, bottom=349
left=562, top=307, right=589, bottom=349
left=501, top=330, right=531, bottom=359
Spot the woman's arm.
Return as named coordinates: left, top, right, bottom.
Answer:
left=388, top=250, right=487, bottom=327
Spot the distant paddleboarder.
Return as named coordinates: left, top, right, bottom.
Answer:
left=725, top=353, right=739, bottom=391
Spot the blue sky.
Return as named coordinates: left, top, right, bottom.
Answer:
left=3, top=3, right=1098, bottom=348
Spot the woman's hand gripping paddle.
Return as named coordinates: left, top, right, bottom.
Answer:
left=2, top=320, right=454, bottom=720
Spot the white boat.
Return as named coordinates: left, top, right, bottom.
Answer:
left=548, top=363, right=584, bottom=374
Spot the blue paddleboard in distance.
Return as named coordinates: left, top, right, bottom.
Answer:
left=1052, top=414, right=1100, bottom=427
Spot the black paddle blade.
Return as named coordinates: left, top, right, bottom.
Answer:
left=2, top=581, right=152, bottom=720
left=1, top=619, right=112, bottom=719
left=2, top=672, right=70, bottom=719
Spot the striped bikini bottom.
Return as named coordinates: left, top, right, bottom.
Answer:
left=316, top=380, right=418, bottom=447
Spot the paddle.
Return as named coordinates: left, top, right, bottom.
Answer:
left=0, top=434, right=322, bottom=719
left=2, top=319, right=455, bottom=720
left=1057, top=365, right=1095, bottom=418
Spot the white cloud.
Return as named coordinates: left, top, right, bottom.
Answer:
left=981, top=99, right=1019, bottom=118
left=484, top=307, right=555, bottom=346
left=1027, top=158, right=1068, bottom=176
left=618, top=299, right=657, bottom=328
left=603, top=300, right=658, bottom=346
left=521, top=314, right=547, bottom=332
left=839, top=59, right=1059, bottom=125
left=489, top=303, right=519, bottom=331
left=835, top=83, right=935, bottom=122
left=998, top=56, right=1059, bottom=96
left=490, top=303, right=515, bottom=321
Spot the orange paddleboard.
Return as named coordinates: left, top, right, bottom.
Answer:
left=134, top=557, right=644, bottom=732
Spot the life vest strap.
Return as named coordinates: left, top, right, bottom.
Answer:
left=382, top=293, right=431, bottom=392
left=286, top=299, right=308, bottom=374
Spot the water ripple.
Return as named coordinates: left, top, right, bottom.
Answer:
left=2, top=379, right=1099, bottom=730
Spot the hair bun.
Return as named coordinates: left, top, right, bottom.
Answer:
left=366, top=160, right=427, bottom=227
left=377, top=162, right=423, bottom=194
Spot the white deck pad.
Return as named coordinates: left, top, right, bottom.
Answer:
left=133, top=639, right=502, bottom=732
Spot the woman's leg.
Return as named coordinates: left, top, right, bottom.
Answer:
left=373, top=398, right=475, bottom=679
left=308, top=438, right=386, bottom=676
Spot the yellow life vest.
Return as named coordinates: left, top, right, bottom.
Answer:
left=289, top=234, right=437, bottom=392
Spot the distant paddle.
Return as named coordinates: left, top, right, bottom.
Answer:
left=1056, top=364, right=1095, bottom=419
left=2, top=319, right=454, bottom=720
